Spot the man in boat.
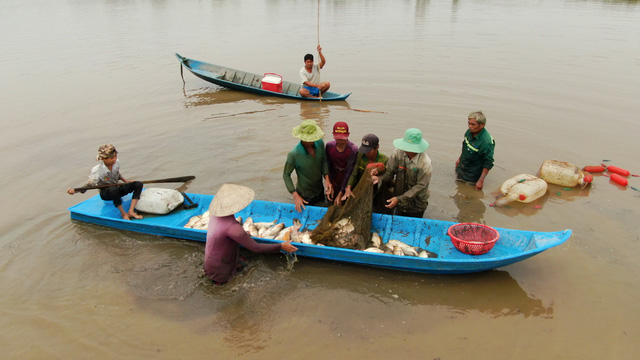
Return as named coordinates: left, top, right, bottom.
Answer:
left=455, top=111, right=495, bottom=190
left=325, top=121, right=358, bottom=205
left=205, top=184, right=298, bottom=285
left=373, top=128, right=432, bottom=218
left=299, top=44, right=330, bottom=98
left=283, top=119, right=333, bottom=212
left=66, top=144, right=144, bottom=220
left=341, top=134, right=390, bottom=213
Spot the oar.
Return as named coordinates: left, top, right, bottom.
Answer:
left=72, top=175, right=195, bottom=192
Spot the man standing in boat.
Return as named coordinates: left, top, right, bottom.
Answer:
left=283, top=119, right=333, bottom=212
left=299, top=44, right=330, bottom=98
left=455, top=111, right=495, bottom=190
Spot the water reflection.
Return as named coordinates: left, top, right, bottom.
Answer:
left=299, top=101, right=332, bottom=127
left=452, top=181, right=487, bottom=223
left=181, top=87, right=261, bottom=107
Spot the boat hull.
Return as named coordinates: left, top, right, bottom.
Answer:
left=177, top=53, right=351, bottom=101
left=69, top=193, right=571, bottom=274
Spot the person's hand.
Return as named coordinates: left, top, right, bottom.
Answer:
left=370, top=168, right=379, bottom=176
left=475, top=178, right=484, bottom=190
left=281, top=241, right=298, bottom=253
left=385, top=197, right=398, bottom=209
left=325, top=182, right=334, bottom=201
left=371, top=175, right=379, bottom=185
left=341, top=187, right=355, bottom=201
left=317, top=44, right=322, bottom=52
left=67, top=188, right=75, bottom=195
left=292, top=192, right=308, bottom=212
left=334, top=191, right=344, bottom=206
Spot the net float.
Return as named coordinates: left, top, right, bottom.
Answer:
left=582, top=165, right=605, bottom=173
left=606, top=165, right=630, bottom=177
left=610, top=173, right=628, bottom=187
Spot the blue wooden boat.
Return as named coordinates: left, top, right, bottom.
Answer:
left=176, top=53, right=351, bottom=101
left=68, top=192, right=571, bottom=274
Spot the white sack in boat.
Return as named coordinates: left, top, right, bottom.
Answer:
left=135, top=188, right=184, bottom=214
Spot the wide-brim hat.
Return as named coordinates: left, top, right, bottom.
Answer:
left=209, top=184, right=255, bottom=217
left=292, top=120, right=324, bottom=142
left=393, top=128, right=429, bottom=153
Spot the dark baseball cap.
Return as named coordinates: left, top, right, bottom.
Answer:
left=358, top=134, right=379, bottom=154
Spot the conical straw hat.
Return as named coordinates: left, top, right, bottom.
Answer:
left=209, top=184, right=255, bottom=216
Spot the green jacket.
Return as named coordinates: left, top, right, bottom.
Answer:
left=283, top=140, right=329, bottom=200
left=347, top=151, right=388, bottom=188
left=456, top=128, right=495, bottom=183
left=381, top=149, right=432, bottom=214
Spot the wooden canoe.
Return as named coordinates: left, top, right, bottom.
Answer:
left=68, top=192, right=571, bottom=274
left=176, top=53, right=351, bottom=101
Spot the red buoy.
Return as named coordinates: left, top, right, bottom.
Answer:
left=582, top=165, right=605, bottom=173
left=607, top=165, right=630, bottom=177
left=610, top=173, right=629, bottom=187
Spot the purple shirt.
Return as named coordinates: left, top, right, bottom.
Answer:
left=325, top=140, right=358, bottom=193
left=204, top=215, right=281, bottom=284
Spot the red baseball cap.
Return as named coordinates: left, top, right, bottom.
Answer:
left=332, top=121, right=350, bottom=140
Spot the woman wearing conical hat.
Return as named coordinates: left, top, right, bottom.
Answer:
left=204, top=184, right=297, bottom=285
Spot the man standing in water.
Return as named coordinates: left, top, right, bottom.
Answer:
left=283, top=119, right=332, bottom=212
left=299, top=44, right=331, bottom=98
left=374, top=129, right=432, bottom=218
left=325, top=121, right=358, bottom=205
left=455, top=111, right=495, bottom=190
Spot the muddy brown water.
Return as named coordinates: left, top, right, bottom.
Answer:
left=1, top=0, right=639, bottom=358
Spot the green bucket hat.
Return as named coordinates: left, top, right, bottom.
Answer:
left=292, top=120, right=325, bottom=142
left=393, top=128, right=429, bottom=153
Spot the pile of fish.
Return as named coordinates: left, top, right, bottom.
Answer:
left=183, top=213, right=435, bottom=258
left=363, top=232, right=433, bottom=258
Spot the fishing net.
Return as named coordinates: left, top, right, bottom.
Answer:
left=311, top=170, right=375, bottom=250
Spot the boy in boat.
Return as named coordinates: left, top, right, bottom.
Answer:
left=299, top=44, right=331, bottom=98
left=283, top=119, right=332, bottom=212
left=67, top=144, right=144, bottom=220
left=373, top=128, right=432, bottom=218
left=455, top=111, right=495, bottom=190
left=325, top=121, right=358, bottom=205
left=205, top=184, right=298, bottom=285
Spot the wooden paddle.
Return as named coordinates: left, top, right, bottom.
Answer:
left=71, top=175, right=195, bottom=192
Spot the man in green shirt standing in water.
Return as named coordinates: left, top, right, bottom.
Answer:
left=283, top=119, right=333, bottom=212
left=455, top=111, right=495, bottom=190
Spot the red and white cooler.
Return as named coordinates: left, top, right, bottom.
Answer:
left=261, top=73, right=283, bottom=93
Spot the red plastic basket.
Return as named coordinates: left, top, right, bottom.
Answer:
left=448, top=223, right=500, bottom=255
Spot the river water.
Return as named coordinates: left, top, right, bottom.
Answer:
left=1, top=0, right=639, bottom=358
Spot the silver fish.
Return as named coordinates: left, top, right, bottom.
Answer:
left=261, top=223, right=285, bottom=239
left=254, top=219, right=277, bottom=230
left=364, top=247, right=385, bottom=253
left=392, top=245, right=405, bottom=256
left=387, top=239, right=419, bottom=256
left=184, top=215, right=201, bottom=228
left=370, top=232, right=382, bottom=248
left=248, top=224, right=259, bottom=237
